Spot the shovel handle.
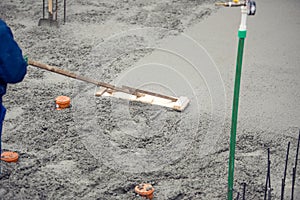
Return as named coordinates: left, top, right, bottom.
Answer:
left=48, top=0, right=53, bottom=14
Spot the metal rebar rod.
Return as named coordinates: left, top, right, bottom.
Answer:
left=267, top=187, right=271, bottom=200
left=291, top=167, right=296, bottom=200
left=264, top=148, right=270, bottom=200
left=284, top=142, right=291, bottom=181
left=291, top=131, right=299, bottom=200
left=64, top=0, right=66, bottom=24
left=55, top=0, right=58, bottom=21
left=268, top=149, right=272, bottom=189
left=235, top=192, right=240, bottom=200
left=281, top=178, right=285, bottom=200
left=294, top=130, right=300, bottom=172
left=43, top=0, right=45, bottom=18
left=242, top=183, right=246, bottom=200
left=268, top=160, right=272, bottom=198
left=281, top=142, right=290, bottom=200
left=264, top=168, right=269, bottom=199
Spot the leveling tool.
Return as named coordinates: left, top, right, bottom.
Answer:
left=215, top=1, right=256, bottom=200
left=27, top=59, right=190, bottom=111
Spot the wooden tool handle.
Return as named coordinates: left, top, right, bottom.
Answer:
left=48, top=0, right=53, bottom=14
left=28, top=59, right=178, bottom=102
left=28, top=59, right=115, bottom=89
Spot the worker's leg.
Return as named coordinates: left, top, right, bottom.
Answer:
left=0, top=105, right=6, bottom=155
left=0, top=104, right=6, bottom=173
left=0, top=121, right=1, bottom=157
left=0, top=120, right=2, bottom=156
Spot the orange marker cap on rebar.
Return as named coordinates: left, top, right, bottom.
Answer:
left=55, top=96, right=71, bottom=110
left=1, top=151, right=19, bottom=163
left=135, top=183, right=154, bottom=200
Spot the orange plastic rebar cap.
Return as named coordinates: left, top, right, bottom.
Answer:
left=135, top=183, right=154, bottom=199
left=55, top=96, right=71, bottom=110
left=1, top=151, right=19, bottom=163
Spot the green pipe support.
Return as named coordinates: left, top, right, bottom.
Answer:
left=227, top=29, right=247, bottom=200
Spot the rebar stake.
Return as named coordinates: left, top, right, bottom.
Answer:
left=264, top=148, right=271, bottom=200
left=281, top=142, right=290, bottom=200
left=64, top=0, right=66, bottom=24
left=235, top=192, right=240, bottom=200
left=291, top=130, right=300, bottom=200
left=242, top=182, right=246, bottom=200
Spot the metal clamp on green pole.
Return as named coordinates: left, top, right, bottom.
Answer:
left=215, top=1, right=256, bottom=200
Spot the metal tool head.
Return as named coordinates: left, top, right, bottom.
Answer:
left=38, top=0, right=60, bottom=27
left=38, top=18, right=59, bottom=27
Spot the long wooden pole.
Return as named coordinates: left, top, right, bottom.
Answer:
left=28, top=59, right=177, bottom=101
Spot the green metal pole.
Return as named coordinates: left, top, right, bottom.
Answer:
left=227, top=29, right=247, bottom=200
